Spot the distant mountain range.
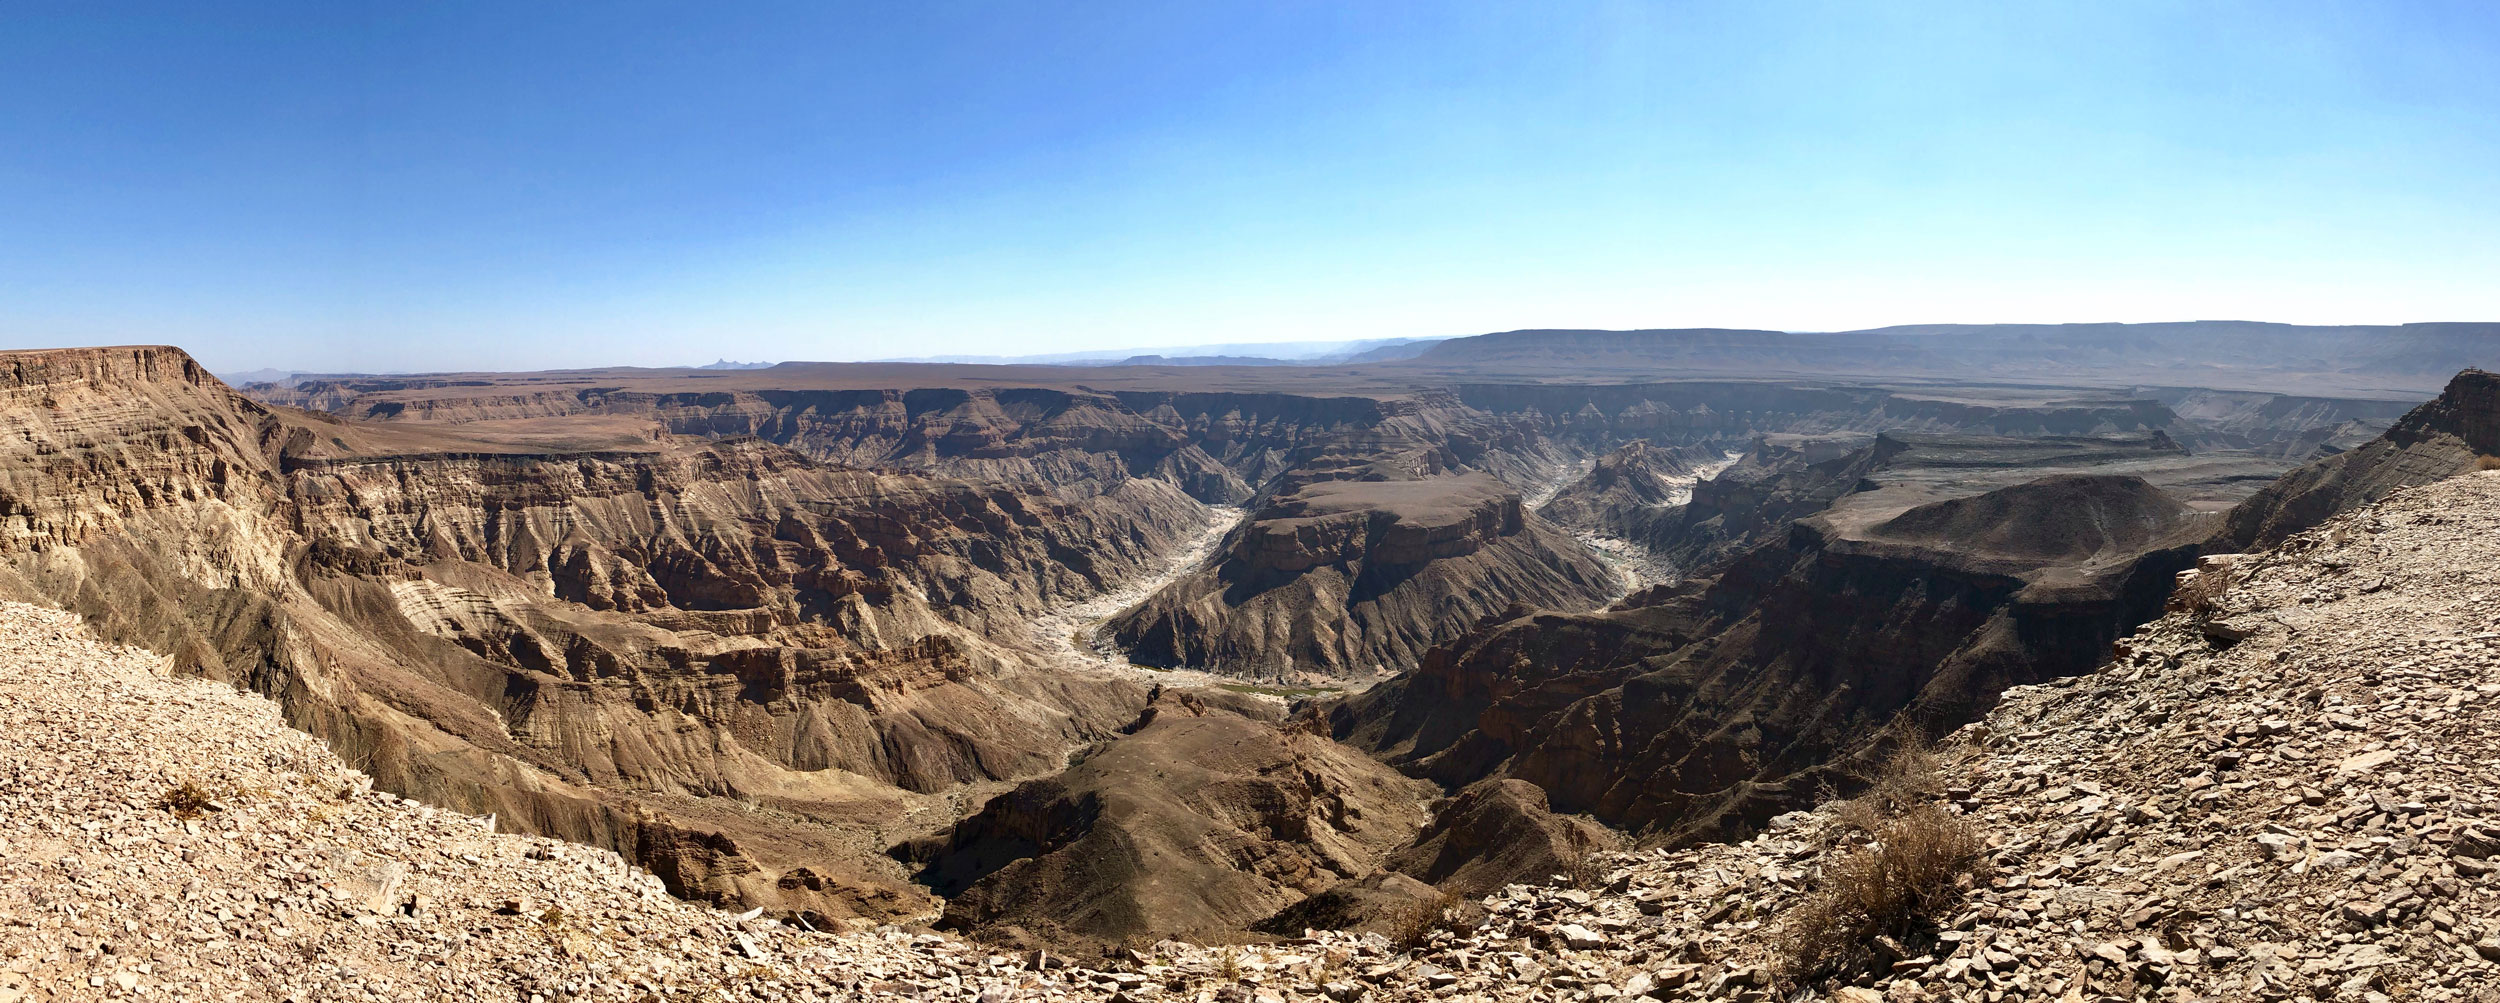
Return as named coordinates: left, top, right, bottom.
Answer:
left=211, top=322, right=2496, bottom=396
left=874, top=336, right=1447, bottom=366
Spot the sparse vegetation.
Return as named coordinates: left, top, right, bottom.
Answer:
left=1385, top=891, right=1465, bottom=954
left=1563, top=843, right=1606, bottom=891
left=1778, top=803, right=1991, bottom=985
left=159, top=778, right=231, bottom=819
left=1827, top=738, right=1941, bottom=835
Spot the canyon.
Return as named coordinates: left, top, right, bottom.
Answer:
left=1, top=327, right=2488, bottom=965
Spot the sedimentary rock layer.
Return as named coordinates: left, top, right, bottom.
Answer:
left=0, top=346, right=1205, bottom=923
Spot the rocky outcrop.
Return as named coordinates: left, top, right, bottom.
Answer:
left=2222, top=368, right=2500, bottom=549
left=1332, top=472, right=2213, bottom=843
left=904, top=691, right=1433, bottom=946
left=0, top=346, right=1212, bottom=924
left=1384, top=778, right=1620, bottom=898
left=1108, top=474, right=1617, bottom=678
left=1533, top=440, right=1716, bottom=534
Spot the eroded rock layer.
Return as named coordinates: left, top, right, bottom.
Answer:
left=0, top=346, right=1211, bottom=923
left=1332, top=471, right=2215, bottom=843
left=1109, top=474, right=1616, bottom=679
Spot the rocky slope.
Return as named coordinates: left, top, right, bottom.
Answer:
left=0, top=598, right=1336, bottom=1003
left=0, top=346, right=1213, bottom=925
left=2223, top=368, right=2500, bottom=550
left=906, top=690, right=1435, bottom=946
left=1309, top=466, right=2500, bottom=1002
left=16, top=439, right=2500, bottom=1002
left=1109, top=474, right=1616, bottom=679
left=1330, top=470, right=2215, bottom=845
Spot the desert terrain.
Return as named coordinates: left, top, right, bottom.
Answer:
left=3, top=328, right=2498, bottom=1001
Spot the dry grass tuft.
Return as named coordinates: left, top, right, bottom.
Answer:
left=1829, top=739, right=1941, bottom=834
left=2477, top=455, right=2500, bottom=471
left=1780, top=804, right=1991, bottom=985
left=159, top=779, right=225, bottom=819
left=1386, top=891, right=1465, bottom=953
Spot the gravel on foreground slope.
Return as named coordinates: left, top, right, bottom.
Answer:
left=14, top=470, right=2500, bottom=1003
left=1352, top=470, right=2500, bottom=1003
left=0, top=601, right=1317, bottom=1003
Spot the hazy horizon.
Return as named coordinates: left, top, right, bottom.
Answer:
left=6, top=2, right=2497, bottom=373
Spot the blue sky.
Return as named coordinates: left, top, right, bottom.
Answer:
left=3, top=1, right=2495, bottom=373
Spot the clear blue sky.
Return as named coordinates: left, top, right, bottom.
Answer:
left=3, top=1, right=2495, bottom=373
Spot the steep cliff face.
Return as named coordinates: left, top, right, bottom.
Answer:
left=2151, top=386, right=2415, bottom=459
left=1532, top=439, right=1716, bottom=534
left=1331, top=472, right=2211, bottom=842
left=250, top=375, right=2213, bottom=686
left=0, top=346, right=1215, bottom=924
left=1108, top=474, right=1617, bottom=679
left=1616, top=430, right=2219, bottom=583
left=255, top=381, right=1409, bottom=505
left=2222, top=368, right=2500, bottom=549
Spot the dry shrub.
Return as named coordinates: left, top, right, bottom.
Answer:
left=160, top=779, right=223, bottom=819
left=1829, top=739, right=1940, bottom=834
left=2477, top=455, right=2500, bottom=471
left=1780, top=804, right=1990, bottom=985
left=1386, top=891, right=1465, bottom=953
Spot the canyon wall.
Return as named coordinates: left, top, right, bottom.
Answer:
left=0, top=347, right=1214, bottom=924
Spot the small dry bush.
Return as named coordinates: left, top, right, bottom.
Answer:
left=160, top=779, right=223, bottom=819
left=1828, top=739, right=1941, bottom=834
left=1780, top=804, right=1990, bottom=985
left=1386, top=891, right=1464, bottom=953
left=2478, top=455, right=2500, bottom=471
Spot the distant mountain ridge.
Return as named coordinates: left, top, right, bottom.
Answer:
left=1395, top=321, right=2500, bottom=394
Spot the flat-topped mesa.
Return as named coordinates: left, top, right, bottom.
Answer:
left=1231, top=475, right=1525, bottom=576
left=1854, top=472, right=2208, bottom=567
left=0, top=344, right=226, bottom=389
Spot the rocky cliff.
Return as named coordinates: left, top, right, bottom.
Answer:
left=0, top=346, right=1213, bottom=924
left=1331, top=471, right=2213, bottom=843
left=1108, top=473, right=1616, bottom=679
left=2222, top=368, right=2500, bottom=550
left=1533, top=439, right=1716, bottom=535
